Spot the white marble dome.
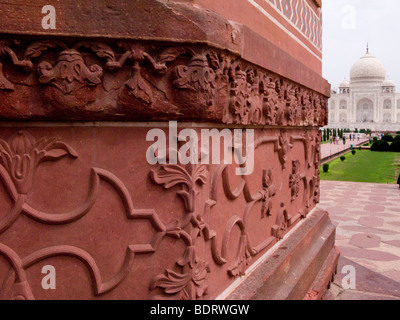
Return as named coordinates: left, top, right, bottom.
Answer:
left=350, top=53, right=386, bottom=82
left=382, top=77, right=395, bottom=87
left=339, top=79, right=350, bottom=87
left=327, top=49, right=400, bottom=132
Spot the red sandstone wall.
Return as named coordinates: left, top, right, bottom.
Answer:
left=0, top=126, right=321, bottom=299
left=0, top=0, right=333, bottom=300
left=173, top=0, right=323, bottom=75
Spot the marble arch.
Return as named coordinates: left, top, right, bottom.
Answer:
left=356, top=98, right=374, bottom=123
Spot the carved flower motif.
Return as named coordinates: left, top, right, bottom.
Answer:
left=277, top=130, right=293, bottom=169
left=0, top=131, right=78, bottom=194
left=174, top=55, right=216, bottom=93
left=125, top=62, right=154, bottom=104
left=229, top=68, right=250, bottom=123
left=313, top=171, right=321, bottom=204
left=289, top=161, right=301, bottom=201
left=260, top=168, right=276, bottom=218
left=151, top=246, right=210, bottom=300
left=151, top=164, right=208, bottom=213
left=0, top=41, right=34, bottom=91
left=37, top=49, right=103, bottom=95
left=286, top=87, right=300, bottom=125
left=272, top=204, right=290, bottom=241
left=172, top=54, right=217, bottom=113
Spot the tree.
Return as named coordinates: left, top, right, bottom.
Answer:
left=382, top=135, right=394, bottom=142
left=371, top=140, right=390, bottom=152
left=390, top=140, right=400, bottom=152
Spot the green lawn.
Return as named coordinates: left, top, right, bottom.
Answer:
left=321, top=150, right=400, bottom=184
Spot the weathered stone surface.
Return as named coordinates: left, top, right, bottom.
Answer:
left=0, top=37, right=329, bottom=123
left=330, top=256, right=400, bottom=299
left=222, top=209, right=338, bottom=300
left=0, top=0, right=329, bottom=122
left=0, top=125, right=325, bottom=299
left=350, top=234, right=381, bottom=249
left=358, top=217, right=384, bottom=228
left=175, top=0, right=324, bottom=75
left=0, top=0, right=335, bottom=300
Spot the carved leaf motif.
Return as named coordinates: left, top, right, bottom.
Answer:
left=177, top=246, right=197, bottom=268
left=173, top=66, right=192, bottom=90
left=24, top=41, right=67, bottom=59
left=37, top=53, right=103, bottom=95
left=289, top=161, right=301, bottom=201
left=151, top=260, right=210, bottom=300
left=260, top=168, right=276, bottom=218
left=272, top=205, right=289, bottom=241
left=75, top=42, right=116, bottom=62
left=0, top=63, right=14, bottom=90
left=0, top=139, right=12, bottom=156
left=151, top=165, right=191, bottom=189
left=86, top=65, right=103, bottom=85
left=261, top=199, right=272, bottom=218
left=192, top=164, right=208, bottom=186
left=151, top=164, right=207, bottom=190
left=207, top=51, right=220, bottom=71
left=125, top=69, right=153, bottom=104
left=228, top=235, right=251, bottom=277
left=289, top=175, right=301, bottom=202
left=151, top=164, right=207, bottom=213
left=157, top=47, right=192, bottom=64
left=152, top=269, right=192, bottom=295
left=173, top=55, right=216, bottom=95
left=0, top=132, right=78, bottom=194
left=37, top=139, right=79, bottom=163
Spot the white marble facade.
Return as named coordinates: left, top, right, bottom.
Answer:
left=326, top=50, right=400, bottom=132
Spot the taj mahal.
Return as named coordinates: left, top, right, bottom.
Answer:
left=326, top=48, right=400, bottom=132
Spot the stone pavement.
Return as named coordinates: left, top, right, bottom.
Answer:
left=321, top=138, right=369, bottom=160
left=318, top=180, right=400, bottom=300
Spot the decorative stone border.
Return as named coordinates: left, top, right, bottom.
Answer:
left=0, top=38, right=328, bottom=126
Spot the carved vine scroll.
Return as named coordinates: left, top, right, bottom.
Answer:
left=0, top=127, right=321, bottom=300
left=0, top=38, right=328, bottom=125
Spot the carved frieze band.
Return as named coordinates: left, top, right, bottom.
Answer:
left=0, top=128, right=321, bottom=300
left=0, top=38, right=328, bottom=126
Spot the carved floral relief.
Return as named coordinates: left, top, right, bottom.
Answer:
left=0, top=127, right=321, bottom=300
left=0, top=38, right=328, bottom=126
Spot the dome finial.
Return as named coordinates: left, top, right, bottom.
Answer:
left=366, top=42, right=369, bottom=54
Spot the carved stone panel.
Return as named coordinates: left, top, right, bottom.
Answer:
left=0, top=126, right=321, bottom=299
left=0, top=39, right=328, bottom=126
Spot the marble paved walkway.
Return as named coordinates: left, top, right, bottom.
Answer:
left=318, top=180, right=400, bottom=300
left=321, top=138, right=369, bottom=160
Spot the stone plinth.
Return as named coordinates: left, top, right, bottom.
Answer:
left=0, top=0, right=336, bottom=300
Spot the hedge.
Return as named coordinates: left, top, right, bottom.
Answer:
left=371, top=140, right=390, bottom=152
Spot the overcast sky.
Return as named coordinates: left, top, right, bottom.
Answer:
left=322, top=0, right=400, bottom=89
